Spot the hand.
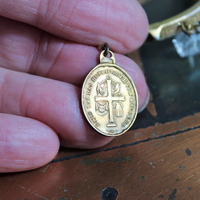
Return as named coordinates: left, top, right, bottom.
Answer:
left=0, top=0, right=149, bottom=172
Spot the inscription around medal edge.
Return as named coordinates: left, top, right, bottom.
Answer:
left=85, top=82, right=93, bottom=109
left=88, top=111, right=100, bottom=128
left=121, top=97, right=135, bottom=128
left=91, top=69, right=129, bottom=85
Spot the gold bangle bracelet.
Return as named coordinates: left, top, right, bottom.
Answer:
left=148, top=1, right=200, bottom=41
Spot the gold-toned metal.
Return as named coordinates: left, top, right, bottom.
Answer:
left=148, top=1, right=200, bottom=40
left=81, top=50, right=138, bottom=136
left=181, top=21, right=200, bottom=36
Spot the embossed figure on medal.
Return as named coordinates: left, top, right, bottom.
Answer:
left=82, top=44, right=138, bottom=136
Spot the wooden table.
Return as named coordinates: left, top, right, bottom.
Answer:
left=0, top=37, right=200, bottom=200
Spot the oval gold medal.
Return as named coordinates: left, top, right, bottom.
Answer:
left=81, top=49, right=138, bottom=136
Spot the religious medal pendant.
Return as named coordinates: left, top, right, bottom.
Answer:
left=81, top=44, right=138, bottom=136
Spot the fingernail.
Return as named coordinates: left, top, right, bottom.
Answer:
left=138, top=87, right=150, bottom=113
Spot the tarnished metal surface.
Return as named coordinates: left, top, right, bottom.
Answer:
left=82, top=50, right=138, bottom=136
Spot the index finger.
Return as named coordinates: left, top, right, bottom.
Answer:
left=0, top=0, right=148, bottom=53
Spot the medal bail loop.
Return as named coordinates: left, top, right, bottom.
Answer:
left=100, top=50, right=116, bottom=64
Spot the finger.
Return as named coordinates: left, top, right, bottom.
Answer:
left=0, top=113, right=59, bottom=172
left=0, top=68, right=114, bottom=149
left=0, top=65, right=148, bottom=149
left=0, top=28, right=148, bottom=113
left=0, top=16, right=149, bottom=107
left=0, top=16, right=99, bottom=85
left=0, top=0, right=148, bottom=53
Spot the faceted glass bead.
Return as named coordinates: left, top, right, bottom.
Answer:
left=172, top=31, right=200, bottom=58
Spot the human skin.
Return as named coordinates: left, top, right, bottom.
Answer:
left=0, top=0, right=149, bottom=172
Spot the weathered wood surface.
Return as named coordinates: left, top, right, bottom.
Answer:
left=0, top=37, right=200, bottom=200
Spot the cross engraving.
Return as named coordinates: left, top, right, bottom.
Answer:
left=95, top=77, right=125, bottom=127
